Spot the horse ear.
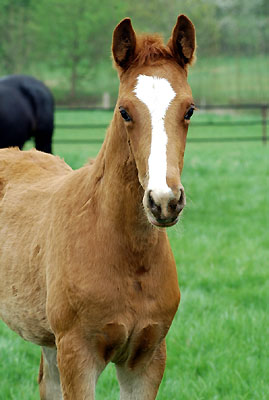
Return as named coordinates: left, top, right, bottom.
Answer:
left=168, top=15, right=196, bottom=67
left=112, top=18, right=136, bottom=70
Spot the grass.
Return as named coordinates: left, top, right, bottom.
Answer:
left=0, top=110, right=268, bottom=399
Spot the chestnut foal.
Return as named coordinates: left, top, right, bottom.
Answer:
left=0, top=15, right=196, bottom=400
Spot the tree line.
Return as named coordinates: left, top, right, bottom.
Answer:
left=0, top=0, right=268, bottom=102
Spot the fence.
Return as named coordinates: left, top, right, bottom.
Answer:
left=54, top=104, right=268, bottom=145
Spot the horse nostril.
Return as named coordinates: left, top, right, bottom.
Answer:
left=177, top=188, right=185, bottom=211
left=148, top=191, right=161, bottom=218
left=168, top=188, right=185, bottom=214
left=178, top=187, right=184, bottom=203
left=148, top=191, right=154, bottom=208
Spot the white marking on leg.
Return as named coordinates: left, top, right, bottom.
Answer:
left=42, top=347, right=63, bottom=400
left=134, top=75, right=176, bottom=194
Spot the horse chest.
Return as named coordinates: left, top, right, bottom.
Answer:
left=74, top=267, right=179, bottom=368
left=49, top=236, right=180, bottom=368
left=94, top=320, right=168, bottom=369
left=73, top=260, right=179, bottom=325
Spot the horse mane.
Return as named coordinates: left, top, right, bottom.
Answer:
left=133, top=34, right=173, bottom=67
left=114, top=34, right=173, bottom=71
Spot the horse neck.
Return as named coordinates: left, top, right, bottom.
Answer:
left=90, top=111, right=160, bottom=251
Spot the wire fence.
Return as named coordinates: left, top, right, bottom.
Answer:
left=54, top=104, right=268, bottom=145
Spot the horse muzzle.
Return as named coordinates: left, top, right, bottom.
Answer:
left=143, top=186, right=186, bottom=228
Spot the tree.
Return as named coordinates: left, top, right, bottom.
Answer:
left=125, top=0, right=220, bottom=56
left=33, top=0, right=126, bottom=100
left=0, top=0, right=35, bottom=74
left=215, top=0, right=269, bottom=55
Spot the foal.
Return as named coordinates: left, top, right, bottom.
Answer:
left=0, top=15, right=196, bottom=400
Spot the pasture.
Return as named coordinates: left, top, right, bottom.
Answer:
left=0, top=110, right=268, bottom=399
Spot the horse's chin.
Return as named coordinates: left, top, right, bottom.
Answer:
left=147, top=214, right=179, bottom=229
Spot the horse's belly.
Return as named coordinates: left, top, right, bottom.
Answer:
left=0, top=263, right=54, bottom=346
left=0, top=298, right=55, bottom=346
left=0, top=208, right=55, bottom=345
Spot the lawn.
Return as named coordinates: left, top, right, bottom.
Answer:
left=0, top=111, right=268, bottom=399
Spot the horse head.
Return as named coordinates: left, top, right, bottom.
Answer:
left=112, top=16, right=196, bottom=228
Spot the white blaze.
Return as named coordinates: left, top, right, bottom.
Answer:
left=134, top=75, right=176, bottom=193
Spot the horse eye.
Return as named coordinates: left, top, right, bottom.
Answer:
left=184, top=105, right=195, bottom=120
left=119, top=106, right=132, bottom=122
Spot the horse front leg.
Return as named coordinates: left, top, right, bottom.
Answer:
left=38, top=347, right=62, bottom=400
left=116, top=340, right=167, bottom=400
left=55, top=331, right=104, bottom=400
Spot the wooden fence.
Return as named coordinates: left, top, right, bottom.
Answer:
left=54, top=104, right=268, bottom=144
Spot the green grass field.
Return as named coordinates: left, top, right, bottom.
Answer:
left=0, top=110, right=268, bottom=399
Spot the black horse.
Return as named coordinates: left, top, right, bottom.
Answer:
left=0, top=75, right=54, bottom=153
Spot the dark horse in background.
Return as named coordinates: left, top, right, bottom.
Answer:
left=0, top=75, right=54, bottom=153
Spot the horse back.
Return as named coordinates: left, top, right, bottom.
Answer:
left=0, top=75, right=54, bottom=128
left=0, top=75, right=54, bottom=153
left=0, top=148, right=72, bottom=188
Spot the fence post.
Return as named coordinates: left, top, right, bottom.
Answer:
left=262, top=106, right=267, bottom=145
left=102, top=92, right=110, bottom=109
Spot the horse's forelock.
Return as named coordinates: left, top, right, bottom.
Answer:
left=131, top=34, right=173, bottom=69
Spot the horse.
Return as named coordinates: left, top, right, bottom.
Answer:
left=0, top=15, right=196, bottom=400
left=0, top=75, right=54, bottom=153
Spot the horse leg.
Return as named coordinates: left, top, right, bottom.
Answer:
left=34, top=132, right=52, bottom=153
left=38, top=347, right=62, bottom=400
left=56, top=331, right=104, bottom=400
left=116, top=340, right=167, bottom=400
